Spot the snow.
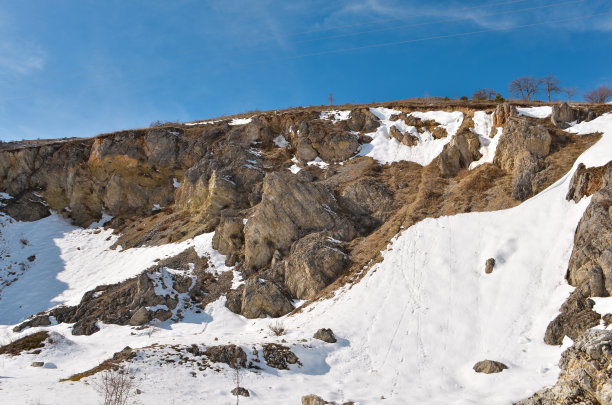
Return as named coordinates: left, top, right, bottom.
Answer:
left=1, top=114, right=611, bottom=404
left=273, top=134, right=289, bottom=148
left=359, top=107, right=464, bottom=166
left=0, top=192, right=13, bottom=199
left=172, top=178, right=181, bottom=188
left=320, top=110, right=351, bottom=123
left=516, top=106, right=553, bottom=119
left=306, top=157, right=329, bottom=169
left=152, top=204, right=163, bottom=211
left=470, top=111, right=503, bottom=169
left=229, top=117, right=253, bottom=126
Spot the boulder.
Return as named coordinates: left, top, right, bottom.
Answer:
left=493, top=118, right=551, bottom=200
left=129, top=307, right=150, bottom=326
left=243, top=171, right=355, bottom=271
left=1, top=192, right=50, bottom=222
left=285, top=233, right=349, bottom=300
left=302, top=395, right=329, bottom=405
left=389, top=126, right=418, bottom=146
left=241, top=278, right=294, bottom=319
left=438, top=129, right=482, bottom=177
left=212, top=217, right=244, bottom=265
left=313, top=328, right=337, bottom=343
left=473, top=360, right=508, bottom=374
left=262, top=343, right=300, bottom=369
left=431, top=126, right=448, bottom=139
left=30, top=362, right=45, bottom=368
left=484, top=258, right=496, bottom=274
left=231, top=387, right=250, bottom=397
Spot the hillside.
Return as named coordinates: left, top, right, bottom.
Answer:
left=0, top=100, right=611, bottom=404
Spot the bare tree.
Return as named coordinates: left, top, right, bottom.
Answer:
left=542, top=74, right=561, bottom=102
left=508, top=76, right=542, bottom=101
left=93, top=368, right=136, bottom=405
left=328, top=93, right=333, bottom=106
left=562, top=87, right=579, bottom=101
left=471, top=88, right=496, bottom=101
left=584, top=85, right=612, bottom=103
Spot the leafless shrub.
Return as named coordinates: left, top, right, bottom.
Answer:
left=508, top=76, right=542, bottom=101
left=584, top=85, right=612, bottom=103
left=268, top=321, right=286, bottom=336
left=93, top=367, right=136, bottom=405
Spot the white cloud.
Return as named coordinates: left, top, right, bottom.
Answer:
left=0, top=40, right=46, bottom=77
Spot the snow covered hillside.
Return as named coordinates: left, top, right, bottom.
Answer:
left=0, top=103, right=611, bottom=404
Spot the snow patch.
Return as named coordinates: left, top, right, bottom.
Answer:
left=517, top=106, right=553, bottom=119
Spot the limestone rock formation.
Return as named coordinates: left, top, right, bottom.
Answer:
left=243, top=171, right=355, bottom=271
left=473, top=360, right=508, bottom=374
left=518, top=330, right=612, bottom=405
left=438, top=128, right=482, bottom=177
left=240, top=278, right=294, bottom=319
left=493, top=102, right=517, bottom=127
left=347, top=108, right=380, bottom=133
left=544, top=286, right=601, bottom=345
left=284, top=233, right=349, bottom=300
left=551, top=102, right=596, bottom=129
left=493, top=117, right=551, bottom=200
left=566, top=164, right=612, bottom=296
left=389, top=126, right=418, bottom=146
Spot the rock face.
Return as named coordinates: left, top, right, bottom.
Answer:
left=518, top=330, right=612, bottom=405
left=473, top=360, right=508, bottom=374
left=284, top=233, right=349, bottom=300
left=544, top=286, right=601, bottom=345
left=438, top=128, right=482, bottom=177
left=493, top=103, right=517, bottom=127
left=240, top=278, right=294, bottom=319
left=347, top=108, right=380, bottom=133
left=243, top=171, right=355, bottom=271
left=565, top=164, right=612, bottom=296
left=313, top=328, right=337, bottom=343
left=551, top=102, right=596, bottom=129
left=493, top=117, right=551, bottom=200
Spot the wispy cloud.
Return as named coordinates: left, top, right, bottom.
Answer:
left=0, top=40, right=45, bottom=76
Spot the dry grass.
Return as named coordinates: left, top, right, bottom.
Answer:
left=0, top=331, right=49, bottom=356
left=61, top=347, right=135, bottom=382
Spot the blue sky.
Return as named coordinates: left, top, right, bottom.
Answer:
left=0, top=0, right=611, bottom=141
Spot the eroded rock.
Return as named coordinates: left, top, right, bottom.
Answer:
left=313, top=328, right=337, bottom=343
left=241, top=278, right=294, bottom=319
left=438, top=129, right=482, bottom=177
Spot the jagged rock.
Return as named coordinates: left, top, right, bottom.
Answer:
left=243, top=171, right=355, bottom=271
left=493, top=117, right=551, bottom=200
left=231, top=387, right=250, bottom=397
left=244, top=117, right=274, bottom=145
left=518, top=330, right=612, bottom=405
left=438, top=129, right=482, bottom=177
left=205, top=344, right=247, bottom=368
left=285, top=233, right=349, bottom=300
left=347, top=108, right=380, bottom=133
left=431, top=126, right=448, bottom=139
left=473, top=360, right=508, bottom=374
left=262, top=343, right=300, bottom=369
left=484, top=258, right=496, bottom=274
left=544, top=286, right=601, bottom=345
left=302, top=395, right=329, bottom=405
left=339, top=177, right=394, bottom=231
left=551, top=102, right=596, bottom=129
left=241, top=278, right=294, bottom=319
left=389, top=126, right=418, bottom=146
left=313, top=328, right=337, bottom=343
left=307, top=121, right=360, bottom=162
left=225, top=286, right=244, bottom=314
left=493, top=103, right=517, bottom=127
left=566, top=164, right=612, bottom=296
left=128, top=307, right=150, bottom=326
left=212, top=217, right=244, bottom=265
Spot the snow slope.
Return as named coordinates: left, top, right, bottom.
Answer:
left=0, top=114, right=611, bottom=404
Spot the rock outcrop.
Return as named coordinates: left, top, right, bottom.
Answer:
left=551, top=103, right=596, bottom=129
left=493, top=117, right=551, bottom=200
left=243, top=171, right=355, bottom=271
left=565, top=163, right=612, bottom=296
left=519, top=330, right=612, bottom=405
left=493, top=103, right=517, bottom=127
left=544, top=286, right=601, bottom=345
left=438, top=128, right=482, bottom=177
left=240, top=278, right=294, bottom=319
